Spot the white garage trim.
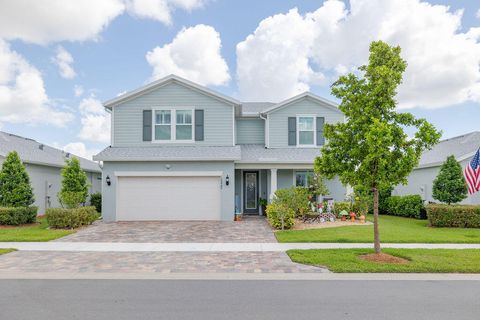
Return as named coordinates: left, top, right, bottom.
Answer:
left=114, top=171, right=223, bottom=177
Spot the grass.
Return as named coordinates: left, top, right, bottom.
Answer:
left=0, top=217, right=74, bottom=242
left=288, top=248, right=480, bottom=273
left=0, top=249, right=15, bottom=255
left=276, top=215, right=480, bottom=243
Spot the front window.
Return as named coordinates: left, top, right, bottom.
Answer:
left=176, top=110, right=193, bottom=140
left=298, top=116, right=315, bottom=145
left=295, top=171, right=313, bottom=187
left=155, top=110, right=171, bottom=140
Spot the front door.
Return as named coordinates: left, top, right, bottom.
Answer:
left=243, top=171, right=259, bottom=214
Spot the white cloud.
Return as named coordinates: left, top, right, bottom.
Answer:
left=126, top=0, right=205, bottom=25
left=52, top=46, right=76, bottom=79
left=78, top=96, right=110, bottom=144
left=476, top=8, right=480, bottom=19
left=0, top=40, right=73, bottom=126
left=61, top=142, right=100, bottom=160
left=146, top=24, right=230, bottom=86
left=74, top=85, right=84, bottom=97
left=236, top=0, right=480, bottom=109
left=0, top=0, right=125, bottom=45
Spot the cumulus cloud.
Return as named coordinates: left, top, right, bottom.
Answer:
left=61, top=142, right=100, bottom=160
left=78, top=96, right=111, bottom=144
left=0, top=40, right=73, bottom=126
left=74, top=85, right=84, bottom=97
left=52, top=46, right=76, bottom=79
left=126, top=0, right=205, bottom=25
left=146, top=24, right=230, bottom=86
left=236, top=0, right=480, bottom=109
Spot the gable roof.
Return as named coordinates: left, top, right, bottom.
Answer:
left=418, top=131, right=480, bottom=168
left=0, top=131, right=101, bottom=172
left=261, top=92, right=341, bottom=115
left=240, top=102, right=275, bottom=117
left=103, top=74, right=241, bottom=109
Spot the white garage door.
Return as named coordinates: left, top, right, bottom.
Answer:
left=116, top=176, right=221, bottom=221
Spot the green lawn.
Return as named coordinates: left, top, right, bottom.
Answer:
left=0, top=217, right=74, bottom=242
left=288, top=248, right=480, bottom=273
left=0, top=249, right=15, bottom=255
left=276, top=215, right=480, bottom=243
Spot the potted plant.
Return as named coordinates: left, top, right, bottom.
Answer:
left=339, top=210, right=349, bottom=221
left=234, top=213, right=242, bottom=221
left=259, top=198, right=268, bottom=215
left=349, top=211, right=357, bottom=222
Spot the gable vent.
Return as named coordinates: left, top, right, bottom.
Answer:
left=39, top=144, right=44, bottom=150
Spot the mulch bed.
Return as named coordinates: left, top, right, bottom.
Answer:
left=359, top=253, right=410, bottom=264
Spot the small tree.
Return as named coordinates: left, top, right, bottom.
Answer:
left=58, top=157, right=89, bottom=208
left=0, top=151, right=35, bottom=207
left=315, top=41, right=441, bottom=253
left=432, top=155, right=467, bottom=205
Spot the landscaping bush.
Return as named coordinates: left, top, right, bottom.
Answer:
left=273, top=187, right=310, bottom=217
left=58, top=157, right=89, bottom=208
left=46, top=206, right=99, bottom=229
left=0, top=206, right=37, bottom=225
left=266, top=202, right=295, bottom=230
left=0, top=151, right=35, bottom=207
left=333, top=202, right=351, bottom=215
left=385, top=195, right=425, bottom=219
left=427, top=204, right=480, bottom=228
left=89, top=192, right=102, bottom=213
left=432, top=155, right=467, bottom=204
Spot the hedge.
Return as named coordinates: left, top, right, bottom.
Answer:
left=45, top=206, right=99, bottom=229
left=0, top=206, right=37, bottom=225
left=385, top=195, right=425, bottom=219
left=427, top=204, right=480, bottom=228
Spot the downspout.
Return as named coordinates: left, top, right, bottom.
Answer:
left=260, top=112, right=268, bottom=149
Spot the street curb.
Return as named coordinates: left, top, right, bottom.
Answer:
left=1, top=272, right=480, bottom=280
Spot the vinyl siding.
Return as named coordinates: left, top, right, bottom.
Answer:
left=236, top=118, right=265, bottom=145
left=113, top=82, right=234, bottom=147
left=268, top=97, right=343, bottom=148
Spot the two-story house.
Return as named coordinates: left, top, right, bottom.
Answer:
left=94, top=75, right=346, bottom=221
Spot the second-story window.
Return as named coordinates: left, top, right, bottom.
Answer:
left=155, top=110, right=171, bottom=140
left=176, top=110, right=193, bottom=140
left=297, top=116, right=315, bottom=146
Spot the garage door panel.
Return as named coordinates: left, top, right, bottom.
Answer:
left=117, top=176, right=221, bottom=221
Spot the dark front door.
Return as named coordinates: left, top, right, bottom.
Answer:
left=243, top=171, right=259, bottom=214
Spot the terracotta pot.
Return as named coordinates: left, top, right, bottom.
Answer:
left=359, top=215, right=366, bottom=223
left=341, top=216, right=347, bottom=221
left=234, top=214, right=242, bottom=221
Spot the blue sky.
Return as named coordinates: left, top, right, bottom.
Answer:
left=0, top=0, right=479, bottom=159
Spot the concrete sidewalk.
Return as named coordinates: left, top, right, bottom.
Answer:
left=1, top=242, right=480, bottom=252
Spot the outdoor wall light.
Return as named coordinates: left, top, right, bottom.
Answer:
left=225, top=175, right=230, bottom=186
left=106, top=175, right=111, bottom=186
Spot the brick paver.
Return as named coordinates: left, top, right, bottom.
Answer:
left=0, top=251, right=327, bottom=273
left=56, top=216, right=276, bottom=243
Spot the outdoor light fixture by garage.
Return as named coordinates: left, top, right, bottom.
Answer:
left=106, top=175, right=111, bottom=186
left=225, top=175, right=230, bottom=186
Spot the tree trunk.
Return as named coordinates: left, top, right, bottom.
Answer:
left=373, top=187, right=381, bottom=253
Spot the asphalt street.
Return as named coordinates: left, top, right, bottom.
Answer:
left=0, top=280, right=479, bottom=320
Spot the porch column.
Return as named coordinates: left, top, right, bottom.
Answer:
left=269, top=168, right=278, bottom=200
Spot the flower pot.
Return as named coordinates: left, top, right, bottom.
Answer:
left=341, top=216, right=346, bottom=221
left=359, top=215, right=366, bottom=223
left=234, top=213, right=242, bottom=221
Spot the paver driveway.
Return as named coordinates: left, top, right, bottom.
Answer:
left=56, top=216, right=277, bottom=243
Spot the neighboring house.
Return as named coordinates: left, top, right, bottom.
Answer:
left=0, top=131, right=102, bottom=214
left=394, top=131, right=480, bottom=205
left=95, top=74, right=347, bottom=221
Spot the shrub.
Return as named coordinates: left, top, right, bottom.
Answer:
left=432, top=155, right=468, bottom=204
left=266, top=202, right=295, bottom=230
left=273, top=187, right=310, bottom=217
left=427, top=204, right=480, bottom=228
left=58, top=157, right=89, bottom=208
left=334, top=202, right=351, bottom=215
left=46, top=206, right=99, bottom=229
left=0, top=151, right=35, bottom=207
left=0, top=206, right=37, bottom=225
left=353, top=185, right=392, bottom=214
left=90, top=193, right=102, bottom=213
left=385, top=195, right=425, bottom=219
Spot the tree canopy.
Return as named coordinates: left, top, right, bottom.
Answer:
left=0, top=151, right=35, bottom=207
left=432, top=155, right=468, bottom=205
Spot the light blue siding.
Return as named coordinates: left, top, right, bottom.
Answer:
left=268, top=97, right=343, bottom=148
left=236, top=119, right=265, bottom=144
left=278, top=169, right=293, bottom=189
left=102, top=161, right=235, bottom=221
left=113, top=82, right=234, bottom=147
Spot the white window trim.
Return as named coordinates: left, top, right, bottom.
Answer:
left=296, top=115, right=316, bottom=147
left=152, top=108, right=195, bottom=143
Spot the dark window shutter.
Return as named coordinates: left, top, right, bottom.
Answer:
left=288, top=117, right=296, bottom=146
left=195, top=109, right=204, bottom=141
left=316, top=117, right=325, bottom=146
left=143, top=110, right=152, bottom=141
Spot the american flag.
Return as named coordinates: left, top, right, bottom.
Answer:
left=464, top=149, right=480, bottom=194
